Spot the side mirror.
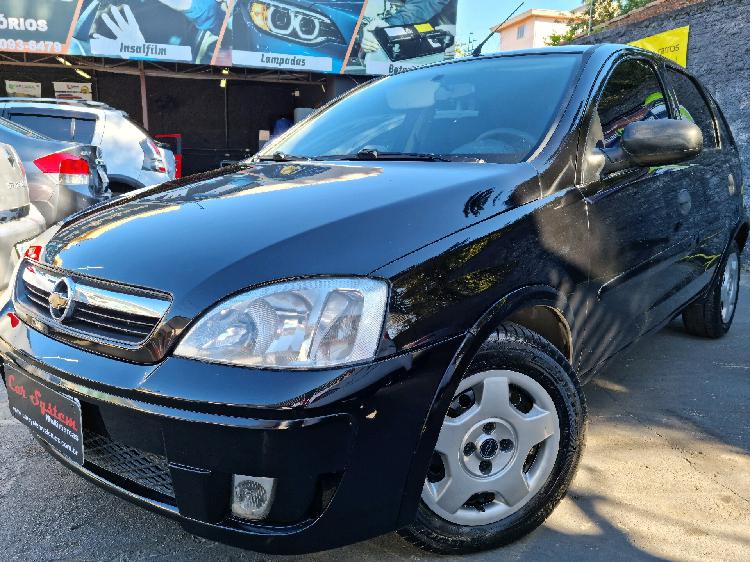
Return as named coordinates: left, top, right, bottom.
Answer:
left=599, top=119, right=703, bottom=174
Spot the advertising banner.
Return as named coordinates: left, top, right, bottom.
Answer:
left=343, top=0, right=457, bottom=75
left=0, top=0, right=458, bottom=75
left=4, top=80, right=41, bottom=97
left=223, top=0, right=365, bottom=73
left=629, top=26, right=689, bottom=68
left=68, top=0, right=230, bottom=64
left=225, top=0, right=457, bottom=75
left=0, top=0, right=82, bottom=54
left=54, top=81, right=93, bottom=100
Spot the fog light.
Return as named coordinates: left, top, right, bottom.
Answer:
left=231, top=475, right=276, bottom=520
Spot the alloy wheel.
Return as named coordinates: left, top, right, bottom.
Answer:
left=422, top=370, right=560, bottom=525
left=720, top=252, right=739, bottom=324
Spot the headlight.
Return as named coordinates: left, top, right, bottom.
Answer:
left=174, top=278, right=388, bottom=369
left=249, top=0, right=344, bottom=45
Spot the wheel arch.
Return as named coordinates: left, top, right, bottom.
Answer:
left=703, top=219, right=749, bottom=294
left=396, top=284, right=577, bottom=527
left=505, top=304, right=573, bottom=365
left=106, top=175, right=144, bottom=193
left=736, top=220, right=748, bottom=253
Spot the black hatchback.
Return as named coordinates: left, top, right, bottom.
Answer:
left=1, top=45, right=746, bottom=555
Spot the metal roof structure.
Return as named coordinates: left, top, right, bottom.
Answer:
left=0, top=51, right=328, bottom=86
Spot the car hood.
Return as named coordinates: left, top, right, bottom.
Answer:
left=44, top=161, right=539, bottom=316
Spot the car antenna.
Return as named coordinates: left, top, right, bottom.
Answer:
left=472, top=1, right=524, bottom=57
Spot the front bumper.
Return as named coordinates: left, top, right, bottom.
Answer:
left=0, top=311, right=462, bottom=554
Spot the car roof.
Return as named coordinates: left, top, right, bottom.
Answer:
left=432, top=44, right=672, bottom=71
left=0, top=97, right=112, bottom=110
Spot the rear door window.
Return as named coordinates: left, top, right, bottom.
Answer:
left=664, top=68, right=717, bottom=148
left=71, top=118, right=97, bottom=143
left=7, top=113, right=96, bottom=144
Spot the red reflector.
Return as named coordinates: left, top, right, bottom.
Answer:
left=24, top=245, right=42, bottom=261
left=7, top=312, right=19, bottom=328
left=34, top=152, right=90, bottom=175
left=60, top=158, right=90, bottom=175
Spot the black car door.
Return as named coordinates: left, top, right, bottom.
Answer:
left=577, top=58, right=679, bottom=372
left=662, top=67, right=736, bottom=292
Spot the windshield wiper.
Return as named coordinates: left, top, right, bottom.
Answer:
left=318, top=149, right=452, bottom=162
left=257, top=152, right=310, bottom=162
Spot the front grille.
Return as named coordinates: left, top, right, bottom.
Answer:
left=16, top=261, right=170, bottom=346
left=84, top=432, right=175, bottom=499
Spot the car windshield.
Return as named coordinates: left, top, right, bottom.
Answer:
left=260, top=54, right=581, bottom=164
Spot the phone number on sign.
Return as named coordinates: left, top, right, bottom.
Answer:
left=0, top=38, right=63, bottom=53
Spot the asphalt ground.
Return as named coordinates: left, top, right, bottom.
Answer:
left=1, top=279, right=748, bottom=562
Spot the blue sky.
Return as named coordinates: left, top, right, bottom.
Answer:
left=456, top=0, right=582, bottom=53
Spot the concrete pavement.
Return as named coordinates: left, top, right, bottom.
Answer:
left=1, top=280, right=748, bottom=562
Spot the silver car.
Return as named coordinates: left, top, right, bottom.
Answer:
left=0, top=142, right=45, bottom=290
left=0, top=117, right=110, bottom=227
left=0, top=98, right=173, bottom=192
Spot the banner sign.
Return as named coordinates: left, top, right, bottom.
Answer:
left=629, top=26, right=689, bottom=68
left=54, top=81, right=93, bottom=100
left=0, top=0, right=457, bottom=75
left=4, top=80, right=41, bottom=97
left=0, top=0, right=80, bottom=54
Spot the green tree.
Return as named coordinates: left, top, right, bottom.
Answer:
left=547, top=0, right=654, bottom=46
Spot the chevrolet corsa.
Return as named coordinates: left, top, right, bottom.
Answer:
left=1, top=45, right=746, bottom=555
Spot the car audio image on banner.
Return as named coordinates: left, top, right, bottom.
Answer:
left=0, top=0, right=82, bottom=53
left=343, top=0, right=457, bottom=75
left=67, top=0, right=231, bottom=63
left=224, top=0, right=366, bottom=73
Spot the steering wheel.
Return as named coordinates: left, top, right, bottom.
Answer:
left=475, top=128, right=536, bottom=153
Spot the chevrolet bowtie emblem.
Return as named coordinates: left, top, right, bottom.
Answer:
left=48, top=292, right=68, bottom=309
left=48, top=277, right=76, bottom=322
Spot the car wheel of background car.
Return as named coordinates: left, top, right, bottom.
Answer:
left=400, top=322, right=586, bottom=554
left=682, top=241, right=741, bottom=338
left=107, top=181, right=134, bottom=194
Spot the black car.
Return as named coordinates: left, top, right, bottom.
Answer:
left=1, top=45, right=746, bottom=555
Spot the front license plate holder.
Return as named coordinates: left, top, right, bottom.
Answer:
left=5, top=365, right=84, bottom=465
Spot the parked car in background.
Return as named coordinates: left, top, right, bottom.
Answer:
left=154, top=134, right=183, bottom=179
left=0, top=99, right=173, bottom=193
left=0, top=143, right=45, bottom=290
left=0, top=46, right=746, bottom=556
left=0, top=117, right=110, bottom=227
left=156, top=141, right=177, bottom=180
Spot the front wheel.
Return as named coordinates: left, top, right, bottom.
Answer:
left=400, top=323, right=586, bottom=554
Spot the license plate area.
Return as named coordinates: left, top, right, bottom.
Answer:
left=5, top=365, right=84, bottom=465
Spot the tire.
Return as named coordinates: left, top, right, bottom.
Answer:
left=399, top=322, right=586, bottom=554
left=682, top=241, right=741, bottom=338
left=107, top=181, right=135, bottom=194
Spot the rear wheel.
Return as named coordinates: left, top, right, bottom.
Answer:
left=400, top=323, right=586, bottom=554
left=683, top=241, right=741, bottom=338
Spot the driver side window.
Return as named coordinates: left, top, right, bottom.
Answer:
left=597, top=59, right=669, bottom=149
left=582, top=59, right=670, bottom=184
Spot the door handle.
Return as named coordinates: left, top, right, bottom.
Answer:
left=677, top=189, right=692, bottom=215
